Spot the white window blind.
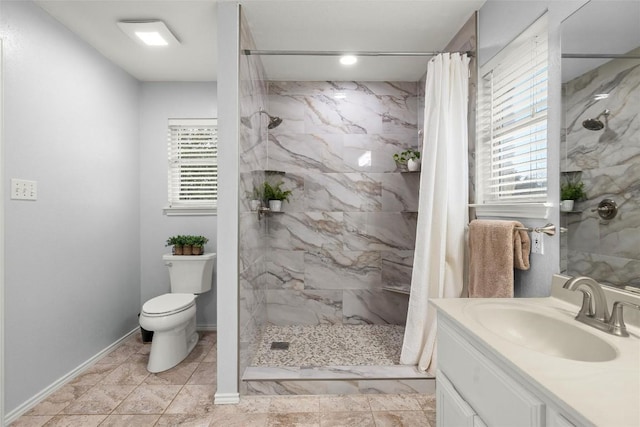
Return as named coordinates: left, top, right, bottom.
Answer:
left=477, top=14, right=548, bottom=204
left=167, top=119, right=217, bottom=210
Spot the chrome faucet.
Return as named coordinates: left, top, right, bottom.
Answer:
left=563, top=276, right=640, bottom=337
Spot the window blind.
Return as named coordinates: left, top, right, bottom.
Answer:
left=477, top=15, right=548, bottom=203
left=167, top=118, right=217, bottom=208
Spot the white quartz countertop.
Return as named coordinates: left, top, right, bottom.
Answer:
left=431, top=294, right=640, bottom=427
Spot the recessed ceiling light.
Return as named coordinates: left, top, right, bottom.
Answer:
left=117, top=20, right=180, bottom=47
left=340, top=55, right=358, bottom=66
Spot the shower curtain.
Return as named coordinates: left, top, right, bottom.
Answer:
left=400, top=53, right=470, bottom=373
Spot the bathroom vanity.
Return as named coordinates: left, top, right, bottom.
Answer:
left=432, top=276, right=640, bottom=427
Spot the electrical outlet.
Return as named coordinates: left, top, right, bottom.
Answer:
left=531, top=231, right=544, bottom=255
left=11, top=178, right=38, bottom=201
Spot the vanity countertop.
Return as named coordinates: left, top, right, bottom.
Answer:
left=431, top=287, right=640, bottom=427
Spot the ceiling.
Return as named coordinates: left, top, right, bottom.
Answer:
left=35, top=0, right=485, bottom=82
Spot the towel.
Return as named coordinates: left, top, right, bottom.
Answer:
left=468, top=220, right=531, bottom=298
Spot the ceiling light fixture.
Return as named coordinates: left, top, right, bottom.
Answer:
left=339, top=55, right=358, bottom=66
left=117, top=20, right=180, bottom=47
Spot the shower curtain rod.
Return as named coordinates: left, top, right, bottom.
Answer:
left=562, top=53, right=640, bottom=59
left=242, top=49, right=473, bottom=57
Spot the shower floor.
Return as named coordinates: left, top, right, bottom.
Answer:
left=252, top=324, right=405, bottom=367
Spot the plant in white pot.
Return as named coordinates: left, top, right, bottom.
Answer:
left=393, top=149, right=421, bottom=171
left=560, top=180, right=586, bottom=212
left=263, top=181, right=292, bottom=212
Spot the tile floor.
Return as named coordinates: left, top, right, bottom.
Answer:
left=11, top=331, right=436, bottom=427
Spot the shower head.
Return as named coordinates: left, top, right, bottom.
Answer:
left=260, top=110, right=283, bottom=129
left=240, top=109, right=283, bottom=130
left=582, top=109, right=610, bottom=131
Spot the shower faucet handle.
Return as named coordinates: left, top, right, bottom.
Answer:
left=591, top=199, right=618, bottom=220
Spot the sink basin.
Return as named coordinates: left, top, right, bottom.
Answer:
left=465, top=303, right=617, bottom=362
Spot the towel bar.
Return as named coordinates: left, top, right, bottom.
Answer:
left=514, top=223, right=556, bottom=236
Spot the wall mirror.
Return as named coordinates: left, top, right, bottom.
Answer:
left=560, top=0, right=640, bottom=292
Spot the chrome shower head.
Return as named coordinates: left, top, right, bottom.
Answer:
left=582, top=109, right=610, bottom=131
left=259, top=109, right=283, bottom=129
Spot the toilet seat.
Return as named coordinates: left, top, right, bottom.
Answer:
left=142, top=293, right=195, bottom=317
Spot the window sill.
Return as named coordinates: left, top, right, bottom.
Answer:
left=470, top=203, right=552, bottom=219
left=163, top=206, right=217, bottom=216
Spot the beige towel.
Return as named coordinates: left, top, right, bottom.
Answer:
left=468, top=220, right=531, bottom=298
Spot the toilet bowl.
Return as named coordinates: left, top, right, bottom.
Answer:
left=139, top=252, right=215, bottom=373
left=139, top=293, right=198, bottom=373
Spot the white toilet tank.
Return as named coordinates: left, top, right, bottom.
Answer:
left=163, top=252, right=216, bottom=294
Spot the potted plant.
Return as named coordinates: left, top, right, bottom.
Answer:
left=560, top=180, right=586, bottom=212
left=393, top=149, right=421, bottom=171
left=263, top=181, right=292, bottom=212
left=166, top=235, right=185, bottom=255
left=191, top=235, right=209, bottom=255
left=247, top=186, right=263, bottom=211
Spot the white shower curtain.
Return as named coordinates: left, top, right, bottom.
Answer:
left=400, top=53, right=470, bottom=373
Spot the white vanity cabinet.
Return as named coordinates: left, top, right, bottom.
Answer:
left=436, top=314, right=584, bottom=427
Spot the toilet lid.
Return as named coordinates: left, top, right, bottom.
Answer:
left=142, top=293, right=195, bottom=315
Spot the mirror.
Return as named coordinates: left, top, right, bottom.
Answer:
left=560, top=1, right=640, bottom=292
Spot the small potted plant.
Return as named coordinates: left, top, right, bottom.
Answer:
left=247, top=186, right=263, bottom=211
left=191, top=235, right=209, bottom=255
left=166, top=235, right=185, bottom=255
left=393, top=149, right=421, bottom=171
left=560, top=180, right=586, bottom=212
left=263, top=181, right=292, bottom=212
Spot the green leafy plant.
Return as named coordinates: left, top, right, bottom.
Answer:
left=263, top=181, right=292, bottom=202
left=166, top=235, right=186, bottom=247
left=191, top=235, right=209, bottom=248
left=393, top=149, right=421, bottom=164
left=560, top=181, right=586, bottom=201
left=247, top=186, right=263, bottom=200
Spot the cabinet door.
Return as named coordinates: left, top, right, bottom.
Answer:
left=437, top=369, right=481, bottom=427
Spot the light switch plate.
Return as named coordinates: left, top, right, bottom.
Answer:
left=11, top=178, right=37, bottom=201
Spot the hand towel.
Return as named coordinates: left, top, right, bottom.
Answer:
left=468, top=220, right=531, bottom=298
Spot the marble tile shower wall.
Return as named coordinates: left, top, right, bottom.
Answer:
left=238, top=13, right=269, bottom=391
left=562, top=52, right=640, bottom=287
left=264, top=81, right=421, bottom=326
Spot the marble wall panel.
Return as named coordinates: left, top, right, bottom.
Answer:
left=266, top=290, right=343, bottom=325
left=381, top=250, right=414, bottom=288
left=265, top=81, right=421, bottom=326
left=563, top=51, right=640, bottom=287
left=343, top=290, right=409, bottom=325
left=304, top=250, right=382, bottom=290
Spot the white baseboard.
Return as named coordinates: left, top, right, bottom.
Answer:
left=197, top=324, right=217, bottom=332
left=214, top=392, right=240, bottom=405
left=4, top=328, right=138, bottom=425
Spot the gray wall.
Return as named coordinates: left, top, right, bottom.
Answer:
left=1, top=1, right=140, bottom=413
left=139, top=82, right=218, bottom=327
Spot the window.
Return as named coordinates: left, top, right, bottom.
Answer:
left=476, top=14, right=548, bottom=216
left=166, top=118, right=217, bottom=215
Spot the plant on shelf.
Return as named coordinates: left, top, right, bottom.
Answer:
left=263, top=181, right=292, bottom=212
left=247, top=186, right=264, bottom=211
left=560, top=180, right=586, bottom=212
left=190, top=235, right=209, bottom=255
left=393, top=149, right=421, bottom=171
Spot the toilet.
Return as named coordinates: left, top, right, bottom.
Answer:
left=139, top=252, right=216, bottom=373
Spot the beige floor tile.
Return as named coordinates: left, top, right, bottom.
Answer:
left=9, top=415, right=53, bottom=427
left=144, top=362, right=199, bottom=385
left=197, top=332, right=218, bottom=347
left=155, top=413, right=214, bottom=426
left=184, top=345, right=211, bottom=363
left=367, top=394, right=421, bottom=411
left=372, top=410, right=430, bottom=427
left=318, top=395, right=371, bottom=412
left=202, top=346, right=217, bottom=363
left=164, top=385, right=215, bottom=415
left=319, top=411, right=375, bottom=427
left=267, top=412, right=320, bottom=427
left=41, top=414, right=107, bottom=427
left=102, top=363, right=150, bottom=385
left=97, top=344, right=139, bottom=365
left=209, top=412, right=268, bottom=427
left=69, top=364, right=118, bottom=386
left=124, top=353, right=150, bottom=364
left=425, top=409, right=436, bottom=426
left=26, top=385, right=92, bottom=416
left=187, top=362, right=217, bottom=385
left=211, top=397, right=272, bottom=415
left=62, top=385, right=135, bottom=415
left=113, top=384, right=182, bottom=414
left=414, top=394, right=436, bottom=411
left=269, top=396, right=319, bottom=413
left=99, top=414, right=160, bottom=426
